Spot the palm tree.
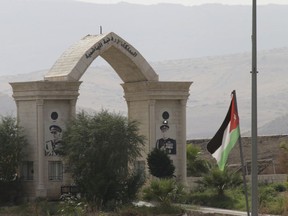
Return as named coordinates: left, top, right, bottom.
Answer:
left=186, top=144, right=211, bottom=177
left=197, top=167, right=242, bottom=196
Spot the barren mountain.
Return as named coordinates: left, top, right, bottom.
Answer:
left=2, top=48, right=288, bottom=139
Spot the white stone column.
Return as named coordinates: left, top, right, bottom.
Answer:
left=149, top=100, right=156, bottom=152
left=36, top=99, right=47, bottom=197
left=70, top=99, right=77, bottom=118
left=126, top=101, right=131, bottom=119
left=180, top=99, right=187, bottom=185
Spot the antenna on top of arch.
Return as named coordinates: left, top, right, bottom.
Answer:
left=100, top=26, right=102, bottom=34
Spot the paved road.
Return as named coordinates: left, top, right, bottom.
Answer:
left=181, top=204, right=279, bottom=216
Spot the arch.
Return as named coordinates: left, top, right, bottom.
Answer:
left=11, top=32, right=192, bottom=199
left=44, top=32, right=158, bottom=82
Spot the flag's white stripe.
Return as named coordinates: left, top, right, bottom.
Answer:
left=212, top=122, right=231, bottom=162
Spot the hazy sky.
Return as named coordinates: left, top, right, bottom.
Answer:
left=2, top=0, right=288, bottom=76
left=77, top=0, right=288, bottom=6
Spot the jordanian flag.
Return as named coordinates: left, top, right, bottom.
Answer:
left=207, top=90, right=240, bottom=171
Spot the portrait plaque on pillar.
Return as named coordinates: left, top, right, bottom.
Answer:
left=155, top=110, right=177, bottom=155
left=44, top=101, right=69, bottom=156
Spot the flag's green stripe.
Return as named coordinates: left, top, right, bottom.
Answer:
left=218, top=126, right=240, bottom=171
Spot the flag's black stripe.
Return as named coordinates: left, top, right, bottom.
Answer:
left=207, top=100, right=232, bottom=154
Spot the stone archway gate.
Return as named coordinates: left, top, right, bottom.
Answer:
left=10, top=32, right=192, bottom=199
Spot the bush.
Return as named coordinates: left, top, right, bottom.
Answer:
left=197, top=167, right=242, bottom=196
left=61, top=110, right=145, bottom=210
left=142, top=178, right=185, bottom=207
left=147, top=148, right=175, bottom=179
left=187, top=188, right=236, bottom=209
left=186, top=144, right=211, bottom=177
left=273, top=183, right=287, bottom=192
left=258, top=183, right=288, bottom=215
left=0, top=116, right=28, bottom=183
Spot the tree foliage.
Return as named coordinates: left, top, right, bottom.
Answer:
left=0, top=116, right=27, bottom=204
left=186, top=144, right=211, bottom=177
left=61, top=110, right=145, bottom=209
left=147, top=148, right=175, bottom=179
left=0, top=116, right=27, bottom=182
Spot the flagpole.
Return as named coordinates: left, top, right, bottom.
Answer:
left=233, top=91, right=250, bottom=216
left=251, top=0, right=258, bottom=215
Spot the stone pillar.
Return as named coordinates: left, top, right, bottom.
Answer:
left=179, top=99, right=188, bottom=185
left=149, top=100, right=156, bottom=153
left=70, top=99, right=77, bottom=118
left=122, top=81, right=192, bottom=183
left=36, top=99, right=46, bottom=197
left=10, top=81, right=81, bottom=200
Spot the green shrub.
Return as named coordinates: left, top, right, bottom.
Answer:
left=142, top=179, right=185, bottom=207
left=61, top=111, right=145, bottom=210
left=197, top=167, right=242, bottom=196
left=147, top=148, right=175, bottom=179
left=188, top=189, right=236, bottom=209
left=186, top=144, right=211, bottom=177
left=258, top=183, right=288, bottom=215
left=273, top=183, right=287, bottom=192
left=259, top=184, right=278, bottom=204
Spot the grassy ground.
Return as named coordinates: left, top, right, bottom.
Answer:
left=1, top=183, right=288, bottom=215
left=0, top=202, right=220, bottom=216
left=187, top=183, right=288, bottom=215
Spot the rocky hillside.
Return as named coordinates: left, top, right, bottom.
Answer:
left=189, top=135, right=288, bottom=174
left=2, top=47, right=288, bottom=139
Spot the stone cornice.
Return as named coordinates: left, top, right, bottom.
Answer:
left=10, top=81, right=81, bottom=101
left=121, top=81, right=193, bottom=101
